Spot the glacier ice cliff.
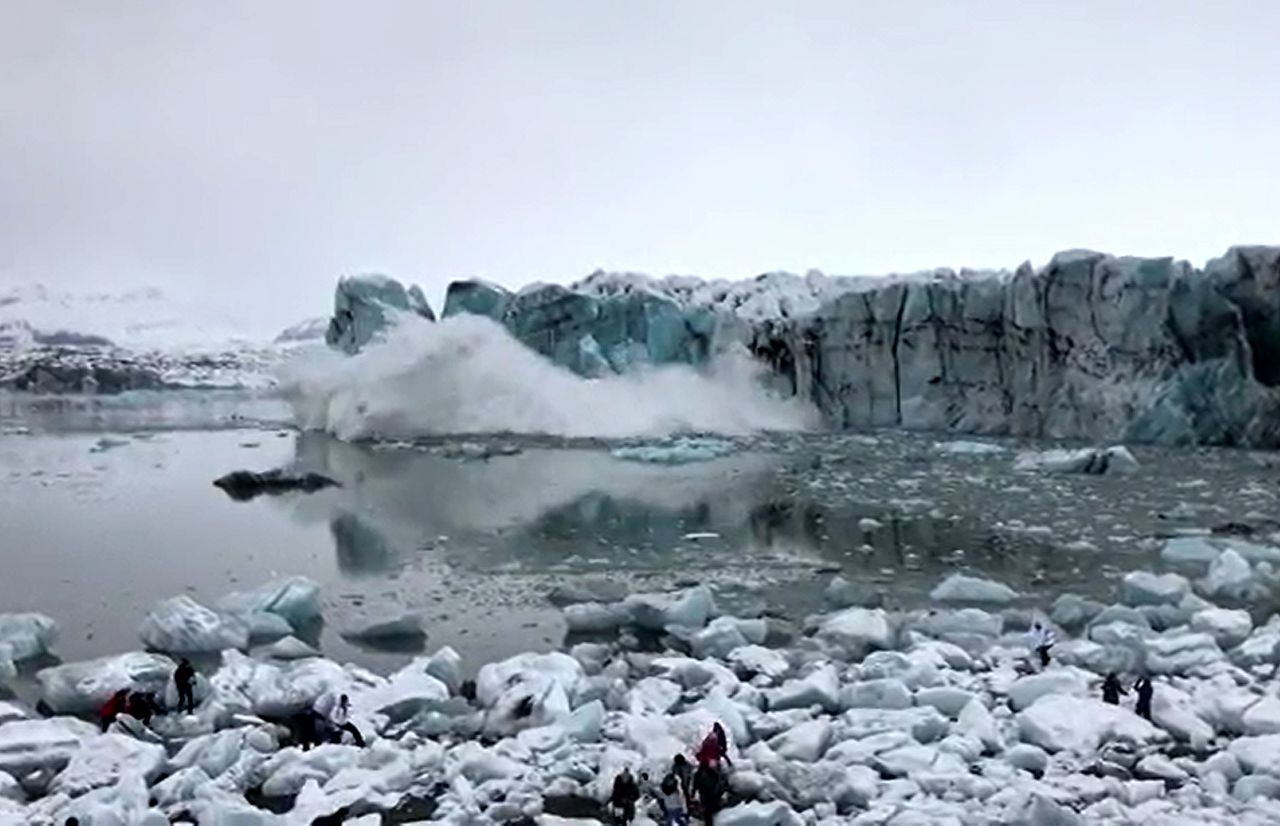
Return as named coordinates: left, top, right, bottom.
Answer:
left=334, top=246, right=1280, bottom=447
left=326, top=274, right=435, bottom=354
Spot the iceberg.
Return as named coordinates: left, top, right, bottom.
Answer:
left=37, top=652, right=177, bottom=715
left=0, top=612, right=58, bottom=663
left=1013, top=446, right=1139, bottom=474
left=216, top=576, right=322, bottom=629
left=139, top=595, right=250, bottom=653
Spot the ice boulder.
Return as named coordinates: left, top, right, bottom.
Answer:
left=1150, top=684, right=1214, bottom=745
left=209, top=650, right=372, bottom=718
left=727, top=645, right=791, bottom=681
left=563, top=601, right=630, bottom=633
left=842, top=678, right=913, bottom=710
left=930, top=574, right=1019, bottom=605
left=51, top=732, right=166, bottom=797
left=1143, top=632, right=1224, bottom=675
left=349, top=658, right=450, bottom=724
left=956, top=698, right=1003, bottom=753
left=1228, top=734, right=1280, bottom=777
left=1007, top=667, right=1091, bottom=711
left=1013, top=446, right=1138, bottom=474
left=257, top=635, right=321, bottom=660
left=768, top=719, right=832, bottom=762
left=0, top=613, right=58, bottom=662
left=1201, top=548, right=1255, bottom=600
left=476, top=652, right=582, bottom=737
left=139, top=595, right=250, bottom=653
left=716, top=800, right=804, bottom=826
left=624, top=586, right=714, bottom=631
left=340, top=612, right=426, bottom=643
left=326, top=273, right=435, bottom=354
left=1121, top=571, right=1190, bottom=606
left=37, top=652, right=177, bottom=714
left=216, top=576, right=322, bottom=629
left=691, top=616, right=767, bottom=659
left=1018, top=695, right=1162, bottom=753
left=767, top=664, right=841, bottom=713
left=1191, top=608, right=1253, bottom=648
left=0, top=717, right=97, bottom=776
left=816, top=607, right=893, bottom=660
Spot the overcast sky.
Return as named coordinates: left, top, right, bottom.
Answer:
left=1, top=0, right=1278, bottom=330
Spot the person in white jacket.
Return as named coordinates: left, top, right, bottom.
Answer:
left=1027, top=622, right=1056, bottom=670
left=313, top=692, right=365, bottom=746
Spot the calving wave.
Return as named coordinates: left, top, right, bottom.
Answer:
left=282, top=314, right=817, bottom=440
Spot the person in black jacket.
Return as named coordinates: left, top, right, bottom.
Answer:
left=1101, top=672, right=1126, bottom=705
left=1134, top=676, right=1154, bottom=720
left=609, top=767, right=640, bottom=824
left=174, top=659, right=197, bottom=714
left=693, top=760, right=723, bottom=825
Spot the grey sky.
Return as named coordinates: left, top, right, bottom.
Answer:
left=2, top=0, right=1277, bottom=330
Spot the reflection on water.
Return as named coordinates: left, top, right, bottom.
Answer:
left=330, top=512, right=396, bottom=576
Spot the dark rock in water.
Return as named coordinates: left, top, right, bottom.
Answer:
left=213, top=469, right=340, bottom=501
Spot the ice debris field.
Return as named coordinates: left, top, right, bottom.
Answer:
left=1, top=521, right=1280, bottom=825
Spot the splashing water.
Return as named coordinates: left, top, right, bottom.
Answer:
left=281, top=314, right=817, bottom=441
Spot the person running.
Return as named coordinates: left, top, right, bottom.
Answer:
left=316, top=693, right=365, bottom=747
left=696, top=723, right=732, bottom=770
left=1134, top=676, right=1154, bottom=720
left=609, top=767, right=640, bottom=824
left=98, top=689, right=130, bottom=732
left=1101, top=672, right=1126, bottom=705
left=693, top=759, right=723, bottom=825
left=174, top=659, right=197, bottom=714
left=1027, top=622, right=1056, bottom=670
left=659, top=768, right=689, bottom=825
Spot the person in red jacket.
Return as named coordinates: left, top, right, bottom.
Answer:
left=696, top=723, right=731, bottom=769
left=98, top=689, right=130, bottom=732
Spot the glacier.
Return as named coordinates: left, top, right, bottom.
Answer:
left=332, top=245, right=1280, bottom=447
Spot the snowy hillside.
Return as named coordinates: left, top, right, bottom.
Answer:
left=0, top=284, right=270, bottom=352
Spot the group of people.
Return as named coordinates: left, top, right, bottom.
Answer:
left=1101, top=671, right=1154, bottom=719
left=98, top=658, right=198, bottom=731
left=97, top=658, right=365, bottom=749
left=610, top=723, right=732, bottom=825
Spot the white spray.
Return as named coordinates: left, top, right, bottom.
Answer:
left=282, top=314, right=817, bottom=441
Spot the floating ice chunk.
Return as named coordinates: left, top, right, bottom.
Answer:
left=624, top=586, right=714, bottom=631
left=1161, top=537, right=1221, bottom=565
left=769, top=719, right=832, bottom=762
left=610, top=437, right=734, bottom=465
left=816, top=608, right=892, bottom=660
left=0, top=613, right=58, bottom=662
left=216, top=575, right=322, bottom=628
left=424, top=646, right=463, bottom=694
left=139, top=595, right=250, bottom=653
left=1018, top=695, right=1162, bottom=753
left=258, top=635, right=320, bottom=660
left=37, top=652, right=176, bottom=714
left=1201, top=548, right=1255, bottom=600
left=1191, top=608, right=1253, bottom=648
left=51, top=732, right=166, bottom=797
left=930, top=574, right=1019, bottom=605
left=341, top=612, right=426, bottom=642
left=1013, top=445, right=1138, bottom=474
left=935, top=440, right=1006, bottom=455
left=245, top=611, right=294, bottom=642
left=563, top=601, right=631, bottom=633
left=1120, top=572, right=1190, bottom=606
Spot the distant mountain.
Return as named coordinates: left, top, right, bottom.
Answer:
left=274, top=317, right=329, bottom=345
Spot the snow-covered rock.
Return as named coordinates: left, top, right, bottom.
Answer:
left=139, top=595, right=250, bottom=653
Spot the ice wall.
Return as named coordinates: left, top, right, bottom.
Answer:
left=335, top=246, right=1280, bottom=447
